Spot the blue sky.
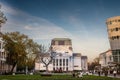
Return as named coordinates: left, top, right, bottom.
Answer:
left=1, top=0, right=120, bottom=61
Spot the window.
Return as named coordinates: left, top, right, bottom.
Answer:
left=66, top=67, right=68, bottom=71
left=69, top=47, right=72, bottom=50
left=114, top=36, right=116, bottom=39
left=110, top=21, right=112, bottom=24
left=63, top=59, right=65, bottom=66
left=113, top=56, right=118, bottom=62
left=0, top=43, right=1, bottom=49
left=58, top=41, right=64, bottom=45
left=112, top=50, right=118, bottom=56
left=116, top=28, right=119, bottom=31
left=53, top=67, right=55, bottom=71
left=111, top=36, right=114, bottom=40
left=66, top=59, right=68, bottom=66
left=115, top=20, right=117, bottom=22
left=53, top=59, right=55, bottom=66
left=52, top=40, right=55, bottom=45
left=111, top=36, right=120, bottom=40
left=65, top=40, right=71, bottom=45
left=56, top=59, right=58, bottom=66
left=117, top=36, right=119, bottom=39
left=74, top=65, right=78, bottom=67
left=60, top=59, right=62, bottom=66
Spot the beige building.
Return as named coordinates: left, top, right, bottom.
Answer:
left=51, top=38, right=73, bottom=56
left=106, top=16, right=120, bottom=63
left=99, top=50, right=113, bottom=68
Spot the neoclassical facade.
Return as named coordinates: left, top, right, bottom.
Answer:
left=51, top=38, right=74, bottom=71
left=35, top=38, right=88, bottom=72
left=106, top=16, right=120, bottom=63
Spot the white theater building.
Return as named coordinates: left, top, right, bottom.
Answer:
left=35, top=38, right=88, bottom=72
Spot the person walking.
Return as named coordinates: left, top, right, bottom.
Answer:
left=98, top=71, right=101, bottom=76
left=113, top=70, right=117, bottom=77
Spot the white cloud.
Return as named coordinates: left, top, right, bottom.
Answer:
left=24, top=26, right=32, bottom=30
left=0, top=2, right=110, bottom=61
left=1, top=2, right=73, bottom=40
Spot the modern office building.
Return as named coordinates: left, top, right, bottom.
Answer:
left=35, top=38, right=88, bottom=72
left=73, top=53, right=82, bottom=71
left=81, top=56, right=88, bottom=71
left=106, top=16, right=120, bottom=63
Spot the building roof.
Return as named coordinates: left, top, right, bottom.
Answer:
left=99, top=49, right=111, bottom=56
left=39, top=53, right=50, bottom=57
left=73, top=53, right=81, bottom=57
left=106, top=16, right=120, bottom=22
left=81, top=56, right=87, bottom=59
left=52, top=38, right=71, bottom=41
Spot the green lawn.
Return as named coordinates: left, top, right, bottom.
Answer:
left=0, top=75, right=119, bottom=80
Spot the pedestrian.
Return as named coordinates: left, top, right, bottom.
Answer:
left=98, top=71, right=101, bottom=76
left=113, top=70, right=117, bottom=77
left=72, top=72, right=75, bottom=77
left=104, top=71, right=108, bottom=76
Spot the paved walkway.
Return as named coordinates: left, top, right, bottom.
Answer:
left=94, top=74, right=120, bottom=78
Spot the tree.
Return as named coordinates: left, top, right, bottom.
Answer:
left=2, top=32, right=40, bottom=73
left=93, top=57, right=100, bottom=64
left=37, top=45, right=55, bottom=72
left=88, top=57, right=100, bottom=71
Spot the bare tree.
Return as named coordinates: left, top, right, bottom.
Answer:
left=38, top=45, right=55, bottom=72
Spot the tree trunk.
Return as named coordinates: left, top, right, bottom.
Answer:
left=10, top=62, right=17, bottom=74
left=46, top=65, right=48, bottom=72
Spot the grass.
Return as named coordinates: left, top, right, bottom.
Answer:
left=0, top=75, right=119, bottom=80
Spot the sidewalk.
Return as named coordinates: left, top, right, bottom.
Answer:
left=94, top=74, right=120, bottom=78
left=107, top=74, right=120, bottom=78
